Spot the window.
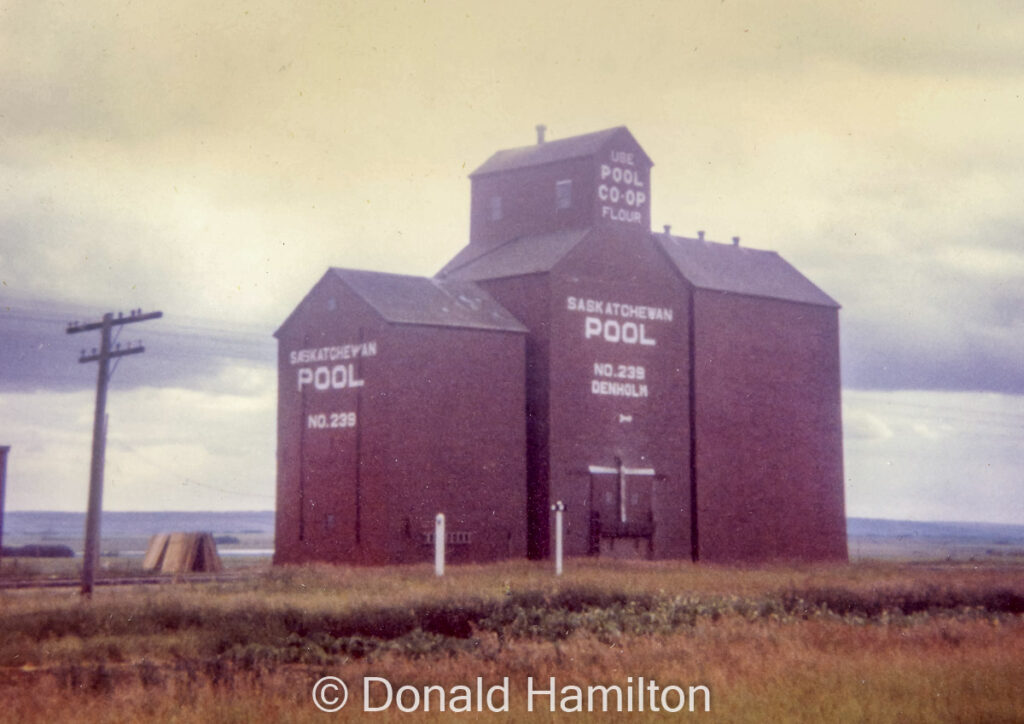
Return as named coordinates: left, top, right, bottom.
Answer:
left=489, top=195, right=503, bottom=221
left=556, top=179, right=572, bottom=209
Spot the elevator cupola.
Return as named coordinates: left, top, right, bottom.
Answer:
left=468, top=126, right=653, bottom=246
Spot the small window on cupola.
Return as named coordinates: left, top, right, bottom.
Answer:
left=555, top=179, right=572, bottom=210
left=489, top=195, right=503, bottom=221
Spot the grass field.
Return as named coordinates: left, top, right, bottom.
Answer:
left=1, top=556, right=1022, bottom=722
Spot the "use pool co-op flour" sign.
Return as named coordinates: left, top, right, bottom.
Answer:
left=598, top=150, right=647, bottom=225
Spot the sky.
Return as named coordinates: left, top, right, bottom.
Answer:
left=1, top=0, right=1021, bottom=524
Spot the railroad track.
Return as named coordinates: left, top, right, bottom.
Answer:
left=0, top=571, right=254, bottom=590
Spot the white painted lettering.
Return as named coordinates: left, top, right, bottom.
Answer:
left=297, top=363, right=366, bottom=393
left=289, top=340, right=378, bottom=365
left=583, top=318, right=658, bottom=346
left=596, top=152, right=646, bottom=224
left=591, top=380, right=650, bottom=398
left=567, top=297, right=672, bottom=333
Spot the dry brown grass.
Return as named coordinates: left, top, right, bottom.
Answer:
left=1, top=559, right=1022, bottom=722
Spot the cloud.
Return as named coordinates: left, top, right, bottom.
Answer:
left=0, top=297, right=274, bottom=393
left=0, top=369, right=276, bottom=511
left=2, top=0, right=1022, bottom=516
left=844, top=389, right=1024, bottom=523
left=836, top=235, right=1024, bottom=394
left=843, top=407, right=894, bottom=442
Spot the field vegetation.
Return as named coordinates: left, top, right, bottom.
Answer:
left=1, top=558, right=1022, bottom=722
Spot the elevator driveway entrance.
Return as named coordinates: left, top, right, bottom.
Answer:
left=587, top=458, right=655, bottom=559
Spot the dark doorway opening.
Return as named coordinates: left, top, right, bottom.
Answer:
left=587, top=457, right=655, bottom=559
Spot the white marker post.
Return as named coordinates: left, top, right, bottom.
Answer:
left=434, top=513, right=445, bottom=577
left=551, top=500, right=565, bottom=576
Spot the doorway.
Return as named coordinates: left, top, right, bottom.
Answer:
left=587, top=457, right=655, bottom=558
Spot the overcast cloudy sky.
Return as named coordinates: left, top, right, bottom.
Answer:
left=1, top=0, right=1021, bottom=523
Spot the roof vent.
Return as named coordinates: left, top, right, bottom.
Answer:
left=697, top=230, right=705, bottom=241
left=535, top=124, right=547, bottom=144
left=663, top=224, right=672, bottom=235
left=732, top=236, right=741, bottom=246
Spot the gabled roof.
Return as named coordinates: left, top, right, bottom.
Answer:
left=470, top=126, right=650, bottom=177
left=440, top=230, right=838, bottom=308
left=330, top=268, right=527, bottom=331
left=657, top=235, right=839, bottom=308
left=438, top=229, right=590, bottom=281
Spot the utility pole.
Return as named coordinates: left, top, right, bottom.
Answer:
left=0, top=446, right=9, bottom=568
left=68, top=309, right=162, bottom=596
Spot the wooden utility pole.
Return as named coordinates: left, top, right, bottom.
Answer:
left=68, top=310, right=162, bottom=596
left=0, top=446, right=9, bottom=567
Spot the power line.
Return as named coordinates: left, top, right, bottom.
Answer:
left=845, top=392, right=1024, bottom=424
left=115, top=440, right=274, bottom=502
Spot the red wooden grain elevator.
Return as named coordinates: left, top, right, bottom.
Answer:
left=274, top=270, right=528, bottom=565
left=275, top=126, right=847, bottom=565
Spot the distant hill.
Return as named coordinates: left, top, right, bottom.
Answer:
left=1, top=511, right=275, bottom=557
left=847, top=517, right=1024, bottom=544
left=2, top=513, right=1022, bottom=560
left=3, top=511, right=274, bottom=539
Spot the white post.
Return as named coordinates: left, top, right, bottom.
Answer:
left=551, top=501, right=565, bottom=576
left=434, top=513, right=445, bottom=577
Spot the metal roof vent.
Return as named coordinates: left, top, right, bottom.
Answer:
left=697, top=230, right=705, bottom=241
left=732, top=236, right=741, bottom=247
left=535, top=124, right=547, bottom=144
left=663, top=224, right=672, bottom=235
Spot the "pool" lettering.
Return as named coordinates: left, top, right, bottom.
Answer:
left=584, top=317, right=656, bottom=346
